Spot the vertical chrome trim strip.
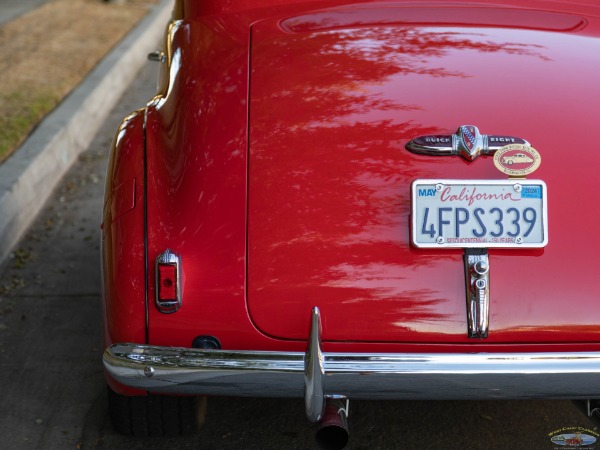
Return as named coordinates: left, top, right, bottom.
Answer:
left=464, top=249, right=490, bottom=338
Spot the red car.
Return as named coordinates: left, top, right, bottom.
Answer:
left=101, top=0, right=600, bottom=447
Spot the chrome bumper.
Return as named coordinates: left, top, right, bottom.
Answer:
left=104, top=308, right=600, bottom=421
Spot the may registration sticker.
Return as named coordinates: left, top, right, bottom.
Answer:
left=411, top=179, right=548, bottom=248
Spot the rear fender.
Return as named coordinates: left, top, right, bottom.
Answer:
left=101, top=109, right=147, bottom=396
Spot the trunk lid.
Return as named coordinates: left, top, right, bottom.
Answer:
left=247, top=4, right=600, bottom=343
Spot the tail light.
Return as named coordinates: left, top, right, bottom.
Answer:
left=155, top=249, right=182, bottom=313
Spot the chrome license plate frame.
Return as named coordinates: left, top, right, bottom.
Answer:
left=411, top=179, right=548, bottom=248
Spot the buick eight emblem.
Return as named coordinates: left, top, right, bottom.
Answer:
left=406, top=125, right=529, bottom=161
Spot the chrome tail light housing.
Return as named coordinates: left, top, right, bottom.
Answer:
left=155, top=249, right=182, bottom=313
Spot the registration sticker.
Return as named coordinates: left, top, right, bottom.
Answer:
left=411, top=179, right=548, bottom=248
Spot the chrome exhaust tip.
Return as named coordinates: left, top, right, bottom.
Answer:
left=315, top=398, right=349, bottom=450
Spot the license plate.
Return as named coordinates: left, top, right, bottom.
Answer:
left=411, top=179, right=548, bottom=248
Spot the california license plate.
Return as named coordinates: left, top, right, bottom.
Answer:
left=411, top=179, right=548, bottom=248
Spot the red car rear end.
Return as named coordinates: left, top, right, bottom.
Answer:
left=101, top=0, right=600, bottom=446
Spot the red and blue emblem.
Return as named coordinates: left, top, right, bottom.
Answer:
left=459, top=125, right=478, bottom=152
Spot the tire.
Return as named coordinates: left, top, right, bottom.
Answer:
left=107, top=386, right=205, bottom=436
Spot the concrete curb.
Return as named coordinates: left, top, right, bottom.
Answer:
left=0, top=0, right=172, bottom=262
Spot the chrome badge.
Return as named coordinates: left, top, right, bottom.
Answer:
left=406, top=125, right=529, bottom=161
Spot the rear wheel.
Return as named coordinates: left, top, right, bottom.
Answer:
left=107, top=386, right=206, bottom=436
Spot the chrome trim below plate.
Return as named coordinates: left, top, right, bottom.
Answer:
left=464, top=249, right=490, bottom=339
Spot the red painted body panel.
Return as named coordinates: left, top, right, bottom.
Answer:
left=144, top=18, right=260, bottom=350
left=101, top=110, right=147, bottom=395
left=103, top=0, right=600, bottom=368
left=247, top=4, right=600, bottom=343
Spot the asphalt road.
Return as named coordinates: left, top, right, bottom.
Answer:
left=0, top=62, right=598, bottom=450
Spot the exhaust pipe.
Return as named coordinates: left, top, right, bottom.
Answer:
left=315, top=398, right=349, bottom=450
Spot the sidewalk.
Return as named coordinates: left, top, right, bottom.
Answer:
left=0, top=0, right=172, bottom=263
left=0, top=60, right=161, bottom=450
left=0, top=0, right=48, bottom=26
